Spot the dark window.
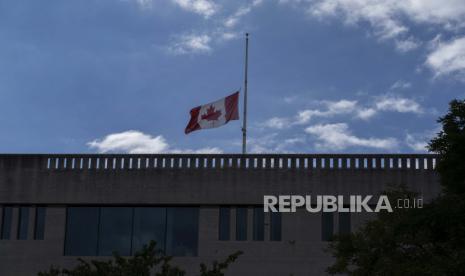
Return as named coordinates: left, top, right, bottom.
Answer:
left=132, top=207, right=166, bottom=254
left=34, top=207, right=46, bottom=240
left=218, top=207, right=230, bottom=241
left=253, top=207, right=264, bottom=241
left=64, top=206, right=199, bottom=257
left=235, top=207, right=247, bottom=241
left=1, top=206, right=13, bottom=239
left=98, top=207, right=133, bottom=256
left=65, top=207, right=99, bottom=256
left=166, top=207, right=199, bottom=256
left=321, top=212, right=334, bottom=241
left=339, top=212, right=351, bottom=235
left=17, top=206, right=29, bottom=240
left=270, top=212, right=282, bottom=241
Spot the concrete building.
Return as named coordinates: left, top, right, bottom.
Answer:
left=0, top=153, right=440, bottom=275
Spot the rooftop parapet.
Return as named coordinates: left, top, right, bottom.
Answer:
left=0, top=154, right=438, bottom=171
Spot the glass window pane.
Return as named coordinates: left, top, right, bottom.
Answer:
left=34, top=207, right=46, bottom=240
left=270, top=212, right=281, bottom=241
left=166, top=207, right=199, bottom=256
left=339, top=212, right=351, bottom=235
left=321, top=212, right=334, bottom=241
left=218, top=207, right=230, bottom=241
left=98, top=207, right=133, bottom=256
left=132, top=207, right=166, bottom=254
left=253, top=207, right=264, bottom=241
left=65, top=207, right=99, bottom=256
left=235, top=207, right=247, bottom=241
left=1, top=206, right=13, bottom=240
left=17, top=207, right=29, bottom=240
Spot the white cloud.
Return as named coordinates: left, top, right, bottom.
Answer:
left=296, top=100, right=358, bottom=124
left=390, top=80, right=412, bottom=90
left=262, top=96, right=424, bottom=129
left=305, top=123, right=398, bottom=150
left=292, top=0, right=465, bottom=51
left=224, top=0, right=263, bottom=28
left=171, top=0, right=218, bottom=18
left=426, top=36, right=465, bottom=80
left=395, top=37, right=421, bottom=52
left=356, top=108, right=377, bottom=120
left=247, top=133, right=305, bottom=153
left=405, top=134, right=428, bottom=152
left=87, top=130, right=222, bottom=153
left=404, top=127, right=440, bottom=152
left=263, top=117, right=290, bottom=129
left=375, top=95, right=423, bottom=113
left=168, top=34, right=212, bottom=54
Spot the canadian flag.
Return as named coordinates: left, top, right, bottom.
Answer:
left=185, top=91, right=239, bottom=134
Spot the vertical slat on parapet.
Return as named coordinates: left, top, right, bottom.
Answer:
left=257, top=157, right=263, bottom=169
left=109, top=157, right=115, bottom=169
left=205, top=156, right=212, bottom=169
left=345, top=157, right=350, bottom=169
left=324, top=157, right=330, bottom=169
left=123, top=157, right=129, bottom=170
left=392, top=157, right=398, bottom=169
left=114, top=157, right=121, bottom=170
left=237, top=156, right=247, bottom=169
left=197, top=156, right=204, bottom=169
left=103, top=157, right=109, bottom=169
left=400, top=157, right=407, bottom=169
left=59, top=157, right=66, bottom=170
left=271, top=157, right=277, bottom=169
left=373, top=157, right=378, bottom=169
left=376, top=157, right=381, bottom=169
left=281, top=157, right=287, bottom=169
left=54, top=157, right=61, bottom=170
left=289, top=157, right=296, bottom=169
left=353, top=158, right=358, bottom=169
left=314, top=157, right=320, bottom=169
left=341, top=157, right=347, bottom=169
left=153, top=156, right=160, bottom=169
left=178, top=156, right=184, bottom=169
left=297, top=157, right=303, bottom=169
left=172, top=156, right=179, bottom=169
left=186, top=156, right=193, bottom=169
left=68, top=157, right=75, bottom=169
left=81, top=157, right=89, bottom=170
left=91, top=157, right=99, bottom=169
left=405, top=157, right=412, bottom=170
left=418, top=157, right=424, bottom=170
left=427, top=156, right=433, bottom=170
left=367, top=158, right=371, bottom=169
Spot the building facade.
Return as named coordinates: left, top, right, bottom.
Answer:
left=0, top=154, right=440, bottom=275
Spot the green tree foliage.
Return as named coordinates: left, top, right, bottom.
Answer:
left=429, top=99, right=465, bottom=195
left=327, top=99, right=465, bottom=275
left=38, top=241, right=242, bottom=276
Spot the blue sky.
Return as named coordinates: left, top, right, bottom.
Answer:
left=1, top=0, right=465, bottom=153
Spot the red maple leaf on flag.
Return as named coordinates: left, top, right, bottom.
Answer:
left=201, top=105, right=222, bottom=121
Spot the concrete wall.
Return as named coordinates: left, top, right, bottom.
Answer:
left=0, top=154, right=441, bottom=276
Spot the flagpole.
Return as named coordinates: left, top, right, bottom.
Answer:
left=242, top=33, right=249, bottom=154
